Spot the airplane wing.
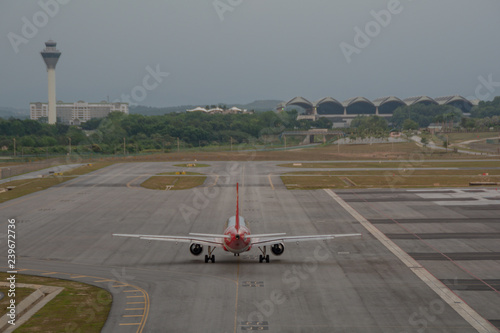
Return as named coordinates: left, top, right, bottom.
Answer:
left=250, top=233, right=362, bottom=246
left=113, top=233, right=229, bottom=248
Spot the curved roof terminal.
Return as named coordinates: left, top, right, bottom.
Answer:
left=314, top=97, right=343, bottom=108
left=286, top=96, right=313, bottom=109
left=403, top=96, right=438, bottom=105
left=342, top=97, right=375, bottom=107
left=434, top=95, right=471, bottom=105
left=372, top=96, right=406, bottom=107
left=315, top=97, right=344, bottom=115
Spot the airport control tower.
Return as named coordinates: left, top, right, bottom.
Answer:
left=40, top=40, right=61, bottom=124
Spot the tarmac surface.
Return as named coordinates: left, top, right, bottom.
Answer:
left=0, top=161, right=499, bottom=332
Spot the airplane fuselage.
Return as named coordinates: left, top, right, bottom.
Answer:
left=223, top=216, right=251, bottom=253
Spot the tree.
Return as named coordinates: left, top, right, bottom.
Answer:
left=434, top=114, right=444, bottom=129
left=444, top=112, right=456, bottom=130
left=312, top=117, right=333, bottom=129
left=392, top=104, right=462, bottom=129
left=351, top=116, right=388, bottom=136
left=19, top=136, right=35, bottom=147
left=402, top=119, right=418, bottom=131
left=471, top=96, right=500, bottom=118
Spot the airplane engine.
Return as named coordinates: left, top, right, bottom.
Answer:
left=190, top=243, right=203, bottom=256
left=271, top=243, right=285, bottom=256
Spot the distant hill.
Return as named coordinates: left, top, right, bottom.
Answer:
left=0, top=107, right=29, bottom=119
left=130, top=100, right=283, bottom=116
left=129, top=105, right=194, bottom=116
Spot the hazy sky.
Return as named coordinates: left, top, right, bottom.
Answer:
left=1, top=0, right=500, bottom=108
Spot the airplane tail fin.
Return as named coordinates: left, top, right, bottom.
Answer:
left=236, top=182, right=240, bottom=231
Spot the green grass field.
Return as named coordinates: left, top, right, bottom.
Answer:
left=172, top=163, right=210, bottom=168
left=141, top=175, right=207, bottom=190
left=279, top=161, right=500, bottom=169
left=158, top=171, right=204, bottom=175
left=0, top=162, right=114, bottom=204
left=0, top=273, right=111, bottom=333
left=281, top=169, right=500, bottom=189
left=0, top=286, right=35, bottom=317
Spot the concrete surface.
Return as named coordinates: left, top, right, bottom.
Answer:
left=0, top=161, right=498, bottom=332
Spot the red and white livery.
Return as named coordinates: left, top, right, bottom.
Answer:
left=114, top=183, right=361, bottom=263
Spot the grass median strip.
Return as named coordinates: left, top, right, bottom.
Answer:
left=173, top=163, right=210, bottom=168
left=158, top=171, right=204, bottom=175
left=0, top=162, right=114, bottom=204
left=284, top=169, right=500, bottom=176
left=281, top=172, right=500, bottom=189
left=62, top=162, right=115, bottom=176
left=0, top=177, right=76, bottom=204
left=0, top=287, right=35, bottom=318
left=141, top=175, right=207, bottom=190
left=279, top=161, right=500, bottom=169
left=0, top=273, right=111, bottom=333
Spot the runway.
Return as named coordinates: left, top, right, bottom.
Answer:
left=1, top=161, right=499, bottom=332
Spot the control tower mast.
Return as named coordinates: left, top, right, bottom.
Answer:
left=40, top=40, right=61, bottom=124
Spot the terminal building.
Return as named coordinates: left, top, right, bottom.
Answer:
left=277, top=95, right=478, bottom=127
left=30, top=101, right=129, bottom=125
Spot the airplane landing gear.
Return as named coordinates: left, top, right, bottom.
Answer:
left=258, top=246, right=270, bottom=263
left=205, top=246, right=216, bottom=263
left=259, top=254, right=270, bottom=263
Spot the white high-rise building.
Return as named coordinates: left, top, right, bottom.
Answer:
left=30, top=101, right=129, bottom=125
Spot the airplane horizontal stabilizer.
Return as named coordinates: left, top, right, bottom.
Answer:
left=189, top=233, right=231, bottom=239
left=248, top=233, right=287, bottom=238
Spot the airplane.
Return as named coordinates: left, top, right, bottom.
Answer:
left=113, top=183, right=361, bottom=263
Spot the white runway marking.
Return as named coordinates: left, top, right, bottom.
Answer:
left=324, top=189, right=498, bottom=333
left=410, top=189, right=500, bottom=206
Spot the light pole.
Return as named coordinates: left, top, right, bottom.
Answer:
left=123, top=137, right=126, bottom=155
left=68, top=137, right=71, bottom=156
left=13, top=138, right=16, bottom=157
